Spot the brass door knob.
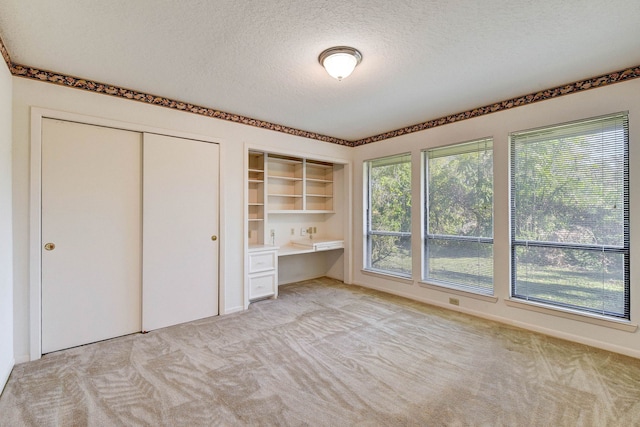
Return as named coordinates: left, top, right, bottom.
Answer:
left=44, top=242, right=56, bottom=251
left=211, top=235, right=217, bottom=241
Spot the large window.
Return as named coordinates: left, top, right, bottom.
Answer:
left=365, top=154, right=412, bottom=277
left=511, top=113, right=629, bottom=319
left=424, top=139, right=494, bottom=294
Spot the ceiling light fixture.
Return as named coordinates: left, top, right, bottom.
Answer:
left=318, top=46, right=362, bottom=81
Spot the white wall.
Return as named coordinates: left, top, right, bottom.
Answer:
left=0, top=61, right=14, bottom=391
left=11, top=77, right=352, bottom=362
left=352, top=78, right=640, bottom=358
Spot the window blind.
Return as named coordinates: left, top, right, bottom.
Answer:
left=510, top=112, right=629, bottom=319
left=424, top=138, right=494, bottom=295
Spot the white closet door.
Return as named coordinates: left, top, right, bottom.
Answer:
left=41, top=119, right=142, bottom=354
left=142, top=133, right=219, bottom=331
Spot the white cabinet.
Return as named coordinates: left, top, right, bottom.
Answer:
left=248, top=246, right=278, bottom=301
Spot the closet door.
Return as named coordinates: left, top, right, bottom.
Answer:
left=41, top=119, right=142, bottom=354
left=142, top=134, right=219, bottom=331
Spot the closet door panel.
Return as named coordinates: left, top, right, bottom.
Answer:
left=41, top=119, right=142, bottom=353
left=142, top=133, right=219, bottom=331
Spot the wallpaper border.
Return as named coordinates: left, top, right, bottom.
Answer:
left=5, top=53, right=640, bottom=147
left=0, top=34, right=11, bottom=72
left=351, top=65, right=640, bottom=146
left=10, top=63, right=352, bottom=146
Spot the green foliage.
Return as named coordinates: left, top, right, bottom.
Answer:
left=513, top=134, right=625, bottom=271
left=370, top=162, right=412, bottom=232
left=368, top=160, right=412, bottom=272
left=428, top=150, right=493, bottom=237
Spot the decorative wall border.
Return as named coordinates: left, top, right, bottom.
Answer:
left=9, top=63, right=352, bottom=146
left=0, top=34, right=11, bottom=72
left=351, top=65, right=640, bottom=147
left=2, top=30, right=639, bottom=148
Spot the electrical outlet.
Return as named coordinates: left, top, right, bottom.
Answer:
left=270, top=229, right=275, bottom=237
left=290, top=228, right=295, bottom=235
left=449, top=297, right=460, bottom=306
left=301, top=227, right=308, bottom=236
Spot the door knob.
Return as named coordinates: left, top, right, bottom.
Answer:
left=44, top=242, right=56, bottom=251
left=211, top=235, right=217, bottom=241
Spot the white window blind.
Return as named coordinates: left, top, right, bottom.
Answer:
left=424, top=138, right=494, bottom=294
left=510, top=113, right=629, bottom=319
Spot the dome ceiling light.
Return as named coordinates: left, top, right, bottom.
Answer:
left=318, top=46, right=362, bottom=81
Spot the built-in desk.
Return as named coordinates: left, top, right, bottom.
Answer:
left=278, top=238, right=344, bottom=256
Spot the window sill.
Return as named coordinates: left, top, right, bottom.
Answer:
left=361, top=269, right=414, bottom=285
left=505, top=298, right=637, bottom=332
left=418, top=281, right=498, bottom=303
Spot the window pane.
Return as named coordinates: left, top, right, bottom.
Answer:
left=368, top=234, right=412, bottom=276
left=426, top=239, right=493, bottom=294
left=513, top=246, right=626, bottom=317
left=511, top=113, right=629, bottom=319
left=365, top=154, right=412, bottom=277
left=370, top=158, right=411, bottom=233
left=513, top=129, right=625, bottom=246
left=424, top=139, right=493, bottom=294
left=428, top=140, right=493, bottom=237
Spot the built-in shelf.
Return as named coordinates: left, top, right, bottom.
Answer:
left=248, top=152, right=265, bottom=245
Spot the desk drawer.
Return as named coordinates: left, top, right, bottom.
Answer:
left=249, top=251, right=276, bottom=273
left=249, top=273, right=276, bottom=300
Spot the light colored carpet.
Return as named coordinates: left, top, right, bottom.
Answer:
left=1, top=277, right=639, bottom=426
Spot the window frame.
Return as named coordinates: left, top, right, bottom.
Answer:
left=422, top=138, right=495, bottom=295
left=364, top=153, right=412, bottom=278
left=509, top=112, right=630, bottom=320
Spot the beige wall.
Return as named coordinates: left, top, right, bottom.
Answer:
left=352, top=78, right=640, bottom=358
left=11, top=77, right=352, bottom=362
left=0, top=61, right=13, bottom=391
left=10, top=72, right=640, bottom=362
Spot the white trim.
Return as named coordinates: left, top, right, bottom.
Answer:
left=29, top=107, right=224, bottom=360
left=14, top=355, right=29, bottom=365
left=246, top=142, right=350, bottom=166
left=221, top=305, right=244, bottom=315
left=29, top=110, right=42, bottom=361
left=505, top=298, right=637, bottom=333
left=0, top=357, right=14, bottom=394
left=361, top=269, right=414, bottom=285
left=354, top=280, right=640, bottom=359
left=418, top=281, right=498, bottom=303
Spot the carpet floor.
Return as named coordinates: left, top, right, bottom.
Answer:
left=1, top=277, right=639, bottom=426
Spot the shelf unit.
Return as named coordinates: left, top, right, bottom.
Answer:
left=247, top=151, right=265, bottom=245
left=267, top=155, right=304, bottom=212
left=305, top=160, right=334, bottom=212
left=266, top=154, right=334, bottom=214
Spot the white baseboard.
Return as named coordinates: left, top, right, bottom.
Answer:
left=0, top=358, right=15, bottom=395
left=221, top=305, right=244, bottom=315
left=354, top=280, right=640, bottom=360
left=15, top=355, right=30, bottom=364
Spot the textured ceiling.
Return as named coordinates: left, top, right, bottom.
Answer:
left=0, top=0, right=639, bottom=141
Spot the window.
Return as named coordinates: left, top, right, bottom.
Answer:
left=365, top=154, right=412, bottom=277
left=424, top=139, right=494, bottom=294
left=511, top=113, right=629, bottom=319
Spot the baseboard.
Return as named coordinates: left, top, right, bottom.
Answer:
left=354, top=280, right=640, bottom=360
left=0, top=357, right=15, bottom=395
left=15, top=355, right=30, bottom=364
left=221, top=305, right=244, bottom=315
